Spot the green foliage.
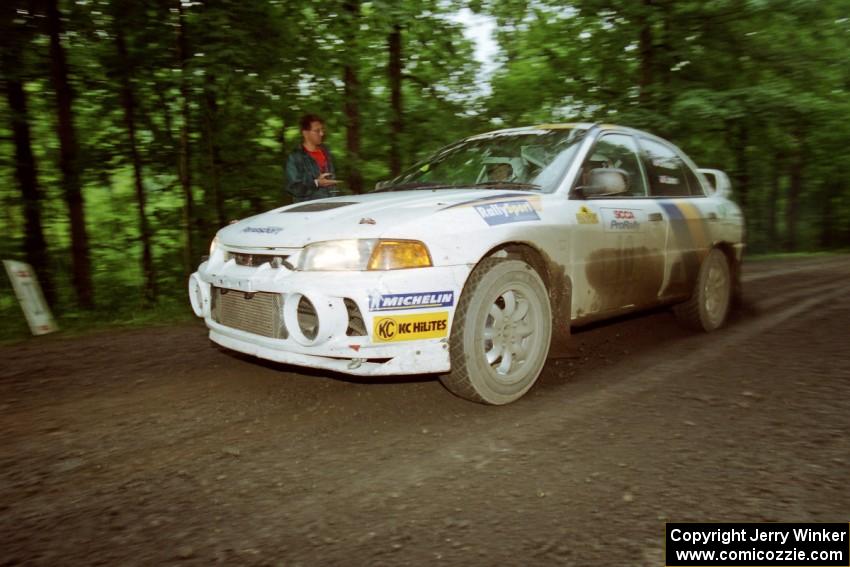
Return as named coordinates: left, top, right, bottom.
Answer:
left=482, top=0, right=850, bottom=252
left=1, top=0, right=849, bottom=340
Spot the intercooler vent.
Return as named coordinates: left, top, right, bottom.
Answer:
left=344, top=298, right=367, bottom=336
left=211, top=287, right=287, bottom=339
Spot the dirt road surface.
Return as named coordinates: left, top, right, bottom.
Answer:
left=2, top=255, right=849, bottom=566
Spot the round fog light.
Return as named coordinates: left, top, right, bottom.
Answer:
left=296, top=296, right=318, bottom=341
left=283, top=292, right=348, bottom=346
left=188, top=274, right=208, bottom=317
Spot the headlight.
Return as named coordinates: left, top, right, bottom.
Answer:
left=298, top=239, right=376, bottom=271
left=296, top=239, right=432, bottom=271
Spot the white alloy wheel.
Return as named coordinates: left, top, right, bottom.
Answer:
left=440, top=258, right=552, bottom=404
left=674, top=248, right=732, bottom=332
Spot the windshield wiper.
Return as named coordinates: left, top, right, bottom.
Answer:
left=375, top=182, right=462, bottom=192
left=468, top=181, right=541, bottom=191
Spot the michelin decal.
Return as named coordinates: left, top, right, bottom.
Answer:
left=370, top=291, right=455, bottom=312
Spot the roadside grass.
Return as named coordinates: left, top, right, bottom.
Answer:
left=745, top=249, right=849, bottom=262
left=0, top=295, right=198, bottom=345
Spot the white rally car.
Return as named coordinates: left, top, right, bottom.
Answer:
left=189, top=124, right=744, bottom=404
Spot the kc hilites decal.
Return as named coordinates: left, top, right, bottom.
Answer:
left=474, top=200, right=540, bottom=226
left=373, top=312, right=450, bottom=342
left=601, top=208, right=641, bottom=232
left=369, top=291, right=455, bottom=311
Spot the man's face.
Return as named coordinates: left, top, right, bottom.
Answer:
left=487, top=163, right=513, bottom=182
left=302, top=121, right=325, bottom=146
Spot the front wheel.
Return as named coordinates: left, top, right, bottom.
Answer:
left=673, top=248, right=732, bottom=332
left=440, top=258, right=552, bottom=405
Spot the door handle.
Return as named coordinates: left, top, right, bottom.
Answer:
left=707, top=212, right=718, bottom=220
left=648, top=212, right=663, bottom=221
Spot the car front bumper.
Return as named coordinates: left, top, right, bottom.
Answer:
left=189, top=260, right=472, bottom=376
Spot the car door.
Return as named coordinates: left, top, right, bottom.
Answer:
left=638, top=136, right=718, bottom=299
left=570, top=132, right=667, bottom=316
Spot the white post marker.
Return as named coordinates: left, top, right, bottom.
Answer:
left=3, top=259, right=58, bottom=336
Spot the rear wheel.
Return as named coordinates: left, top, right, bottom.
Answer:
left=673, top=248, right=731, bottom=332
left=440, top=258, right=552, bottom=405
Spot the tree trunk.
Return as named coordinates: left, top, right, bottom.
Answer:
left=343, top=0, right=363, bottom=194
left=819, top=181, right=836, bottom=249
left=177, top=0, right=195, bottom=272
left=45, top=0, right=94, bottom=308
left=388, top=23, right=403, bottom=178
left=115, top=23, right=157, bottom=303
left=785, top=126, right=804, bottom=251
left=766, top=151, right=781, bottom=249
left=637, top=0, right=654, bottom=109
left=203, top=81, right=225, bottom=228
left=731, top=120, right=750, bottom=213
left=4, top=58, right=54, bottom=306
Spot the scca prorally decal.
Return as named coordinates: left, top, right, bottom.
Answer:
left=475, top=200, right=540, bottom=226
left=242, top=226, right=283, bottom=234
left=373, top=312, right=450, bottom=343
left=369, top=291, right=455, bottom=312
left=601, top=208, right=640, bottom=232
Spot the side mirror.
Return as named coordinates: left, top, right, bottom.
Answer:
left=374, top=180, right=391, bottom=191
left=579, top=168, right=629, bottom=197
left=697, top=168, right=732, bottom=198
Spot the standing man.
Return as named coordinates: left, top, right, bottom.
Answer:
left=286, top=114, right=339, bottom=203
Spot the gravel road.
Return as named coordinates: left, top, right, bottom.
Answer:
left=1, top=255, right=848, bottom=566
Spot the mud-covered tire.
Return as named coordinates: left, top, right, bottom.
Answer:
left=673, top=248, right=732, bottom=332
left=440, top=258, right=552, bottom=405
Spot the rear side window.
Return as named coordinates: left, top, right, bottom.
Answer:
left=640, top=138, right=703, bottom=197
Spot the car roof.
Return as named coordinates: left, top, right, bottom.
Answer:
left=465, top=123, right=594, bottom=141
left=465, top=123, right=676, bottom=148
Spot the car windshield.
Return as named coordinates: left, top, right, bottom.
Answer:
left=379, top=127, right=587, bottom=194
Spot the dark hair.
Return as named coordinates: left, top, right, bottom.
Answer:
left=300, top=113, right=324, bottom=132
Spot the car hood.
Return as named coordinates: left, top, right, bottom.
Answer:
left=216, top=189, right=536, bottom=248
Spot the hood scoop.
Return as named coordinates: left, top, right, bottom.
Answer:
left=283, top=201, right=357, bottom=213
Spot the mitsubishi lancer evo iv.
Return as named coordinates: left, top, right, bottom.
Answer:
left=189, top=123, right=744, bottom=405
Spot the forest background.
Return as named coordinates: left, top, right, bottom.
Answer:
left=1, top=0, right=848, bottom=337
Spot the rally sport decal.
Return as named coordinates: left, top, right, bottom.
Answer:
left=475, top=200, right=540, bottom=226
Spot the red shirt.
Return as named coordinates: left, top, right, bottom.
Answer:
left=305, top=147, right=328, bottom=173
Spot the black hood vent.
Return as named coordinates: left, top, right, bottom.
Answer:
left=283, top=202, right=357, bottom=213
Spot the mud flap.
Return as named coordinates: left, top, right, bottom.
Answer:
left=548, top=319, right=573, bottom=358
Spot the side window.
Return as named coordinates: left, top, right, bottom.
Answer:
left=640, top=137, right=703, bottom=197
left=577, top=133, right=647, bottom=197
left=683, top=164, right=707, bottom=196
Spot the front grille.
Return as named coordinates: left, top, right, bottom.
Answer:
left=211, top=287, right=287, bottom=339
left=227, top=252, right=289, bottom=268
